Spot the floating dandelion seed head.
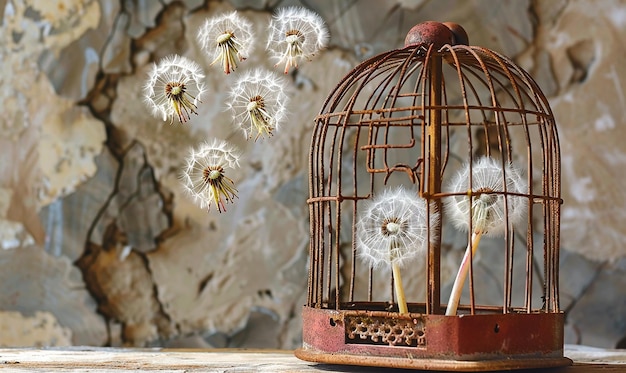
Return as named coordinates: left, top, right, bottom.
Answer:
left=247, top=95, right=265, bottom=112
left=204, top=167, right=223, bottom=181
left=216, top=32, right=235, bottom=45
left=180, top=138, right=242, bottom=213
left=143, top=54, right=206, bottom=123
left=356, top=186, right=439, bottom=269
left=197, top=11, right=255, bottom=74
left=266, top=6, right=329, bottom=74
left=445, top=156, right=527, bottom=236
left=285, top=29, right=305, bottom=46
left=227, top=69, right=289, bottom=141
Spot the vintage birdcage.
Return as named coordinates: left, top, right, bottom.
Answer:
left=295, top=22, right=571, bottom=371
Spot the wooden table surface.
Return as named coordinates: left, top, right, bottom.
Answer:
left=0, top=345, right=624, bottom=372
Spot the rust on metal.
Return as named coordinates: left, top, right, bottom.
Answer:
left=404, top=21, right=454, bottom=49
left=300, top=20, right=567, bottom=370
left=297, top=306, right=571, bottom=371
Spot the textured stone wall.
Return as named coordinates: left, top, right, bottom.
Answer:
left=1, top=0, right=625, bottom=349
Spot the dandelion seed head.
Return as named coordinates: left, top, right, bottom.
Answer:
left=180, top=138, right=242, bottom=213
left=266, top=6, right=329, bottom=73
left=384, top=220, right=401, bottom=234
left=216, top=32, right=234, bottom=45
left=166, top=83, right=183, bottom=96
left=246, top=95, right=264, bottom=112
left=445, top=156, right=527, bottom=236
left=227, top=69, right=289, bottom=141
left=203, top=166, right=224, bottom=183
left=285, top=29, right=305, bottom=45
left=197, top=11, right=254, bottom=74
left=143, top=54, right=206, bottom=123
left=356, top=186, right=439, bottom=269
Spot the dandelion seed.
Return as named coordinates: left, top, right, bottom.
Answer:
left=227, top=69, right=289, bottom=141
left=143, top=55, right=206, bottom=123
left=444, top=156, right=527, bottom=315
left=197, top=11, right=255, bottom=74
left=266, top=7, right=329, bottom=74
left=181, top=139, right=242, bottom=213
left=356, top=186, right=439, bottom=314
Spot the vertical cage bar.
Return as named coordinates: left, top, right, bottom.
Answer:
left=427, top=53, right=443, bottom=315
left=307, top=119, right=318, bottom=306
left=550, top=118, right=562, bottom=312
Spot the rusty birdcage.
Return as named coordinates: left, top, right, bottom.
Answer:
left=295, top=22, right=571, bottom=371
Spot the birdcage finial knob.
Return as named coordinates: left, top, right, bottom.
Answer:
left=404, top=21, right=469, bottom=48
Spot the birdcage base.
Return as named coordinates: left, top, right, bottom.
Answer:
left=295, top=305, right=572, bottom=371
left=295, top=348, right=572, bottom=371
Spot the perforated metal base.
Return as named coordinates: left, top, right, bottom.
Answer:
left=296, top=306, right=572, bottom=371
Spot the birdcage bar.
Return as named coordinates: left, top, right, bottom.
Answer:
left=325, top=126, right=335, bottom=308
left=425, top=49, right=444, bottom=314
left=411, top=106, right=552, bottom=122
left=550, top=106, right=562, bottom=313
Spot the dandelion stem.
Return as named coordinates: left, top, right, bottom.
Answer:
left=392, top=262, right=409, bottom=315
left=445, top=231, right=483, bottom=316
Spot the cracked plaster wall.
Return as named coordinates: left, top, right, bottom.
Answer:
left=1, top=0, right=626, bottom=349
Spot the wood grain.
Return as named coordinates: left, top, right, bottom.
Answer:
left=0, top=348, right=623, bottom=372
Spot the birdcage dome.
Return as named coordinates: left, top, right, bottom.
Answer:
left=297, top=21, right=568, bottom=371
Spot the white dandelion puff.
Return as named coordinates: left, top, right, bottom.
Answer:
left=180, top=138, right=242, bottom=213
left=266, top=6, right=329, bottom=74
left=444, top=156, right=527, bottom=315
left=227, top=69, right=289, bottom=141
left=143, top=54, right=207, bottom=123
left=197, top=11, right=255, bottom=74
left=356, top=186, right=439, bottom=314
left=446, top=156, right=527, bottom=237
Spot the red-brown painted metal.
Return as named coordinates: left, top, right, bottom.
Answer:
left=296, top=306, right=571, bottom=371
